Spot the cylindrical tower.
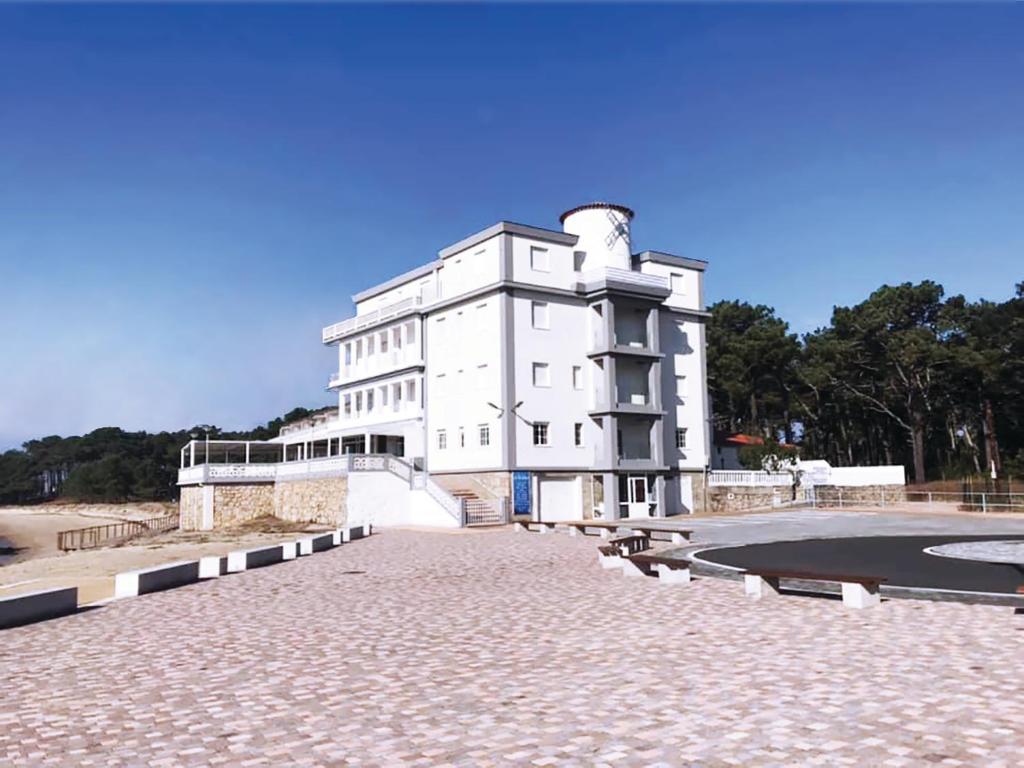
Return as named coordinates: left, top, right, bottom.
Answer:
left=560, top=202, right=635, bottom=272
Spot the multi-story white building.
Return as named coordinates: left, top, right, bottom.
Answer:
left=281, top=202, right=711, bottom=520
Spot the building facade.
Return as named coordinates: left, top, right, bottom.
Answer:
left=287, top=202, right=712, bottom=520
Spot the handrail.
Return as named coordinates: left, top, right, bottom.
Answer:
left=57, top=514, right=178, bottom=552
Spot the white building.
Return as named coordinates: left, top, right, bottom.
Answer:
left=279, top=202, right=712, bottom=520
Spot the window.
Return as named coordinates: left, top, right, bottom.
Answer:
left=573, top=250, right=586, bottom=272
left=437, top=430, right=447, bottom=450
left=572, top=365, right=583, bottom=390
left=532, top=362, right=550, bottom=387
left=676, top=428, right=688, bottom=449
left=367, top=336, right=375, bottom=355
left=671, top=273, right=685, bottom=294
left=531, top=301, right=550, bottom=330
left=366, top=391, right=374, bottom=412
left=675, top=376, right=687, bottom=399
left=533, top=422, right=549, bottom=446
left=355, top=392, right=363, bottom=412
left=344, top=343, right=352, bottom=365
left=380, top=387, right=388, bottom=406
left=574, top=423, right=584, bottom=447
left=530, top=246, right=550, bottom=272
left=459, top=427, right=465, bottom=448
left=479, top=424, right=490, bottom=446
left=343, top=395, right=352, bottom=417
left=381, top=332, right=388, bottom=354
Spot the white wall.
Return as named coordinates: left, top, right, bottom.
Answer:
left=639, top=260, right=704, bottom=312
left=508, top=235, right=577, bottom=289
left=425, top=295, right=505, bottom=471
left=347, top=472, right=460, bottom=528
left=512, top=293, right=596, bottom=468
left=661, top=312, right=709, bottom=471
left=826, top=466, right=906, bottom=486
left=438, top=236, right=501, bottom=297
left=355, top=269, right=438, bottom=315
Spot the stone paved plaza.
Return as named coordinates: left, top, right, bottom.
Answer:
left=2, top=527, right=1023, bottom=766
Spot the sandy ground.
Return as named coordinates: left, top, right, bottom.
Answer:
left=0, top=518, right=333, bottom=605
left=0, top=502, right=176, bottom=563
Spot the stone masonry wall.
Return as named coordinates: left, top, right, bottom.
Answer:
left=273, top=476, right=348, bottom=527
left=179, top=486, right=204, bottom=530
left=813, top=485, right=907, bottom=507
left=213, top=484, right=275, bottom=528
left=708, top=485, right=794, bottom=514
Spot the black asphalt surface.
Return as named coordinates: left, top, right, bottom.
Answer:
left=698, top=535, right=1024, bottom=594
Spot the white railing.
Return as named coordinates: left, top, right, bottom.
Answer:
left=581, top=267, right=669, bottom=291
left=412, top=473, right=465, bottom=525
left=322, top=296, right=423, bottom=343
left=330, top=349, right=424, bottom=388
left=709, top=470, right=794, bottom=487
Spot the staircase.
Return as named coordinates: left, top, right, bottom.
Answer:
left=451, top=489, right=505, bottom=527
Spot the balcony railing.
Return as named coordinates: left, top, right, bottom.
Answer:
left=323, top=295, right=427, bottom=344
left=330, top=348, right=424, bottom=387
left=579, top=267, right=669, bottom=293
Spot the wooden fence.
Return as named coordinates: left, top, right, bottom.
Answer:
left=56, top=514, right=179, bottom=552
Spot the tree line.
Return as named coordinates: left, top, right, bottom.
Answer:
left=0, top=408, right=318, bottom=505
left=707, top=280, right=1024, bottom=485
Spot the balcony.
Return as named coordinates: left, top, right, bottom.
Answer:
left=329, top=347, right=425, bottom=388
left=323, top=296, right=424, bottom=344
left=577, top=267, right=670, bottom=298
left=339, top=400, right=423, bottom=427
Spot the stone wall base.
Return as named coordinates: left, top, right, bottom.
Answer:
left=813, top=485, right=906, bottom=507
left=179, top=476, right=348, bottom=531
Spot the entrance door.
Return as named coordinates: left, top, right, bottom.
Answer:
left=628, top=475, right=651, bottom=518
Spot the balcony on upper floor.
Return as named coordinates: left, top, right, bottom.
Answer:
left=577, top=267, right=670, bottom=299
left=323, top=282, right=440, bottom=345
left=329, top=344, right=425, bottom=388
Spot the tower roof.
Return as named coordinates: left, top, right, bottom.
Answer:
left=558, top=202, right=635, bottom=224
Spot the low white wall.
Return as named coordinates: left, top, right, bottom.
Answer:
left=348, top=472, right=459, bottom=528
left=827, top=466, right=905, bottom=486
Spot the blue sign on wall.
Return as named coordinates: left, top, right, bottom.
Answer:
left=512, top=471, right=531, bottom=515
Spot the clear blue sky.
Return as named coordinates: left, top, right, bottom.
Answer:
left=1, top=4, right=1021, bottom=450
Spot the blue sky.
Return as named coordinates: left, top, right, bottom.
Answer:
left=1, top=4, right=1021, bottom=449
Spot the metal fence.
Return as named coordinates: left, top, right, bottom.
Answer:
left=57, top=514, right=179, bottom=551
left=806, top=489, right=1024, bottom=514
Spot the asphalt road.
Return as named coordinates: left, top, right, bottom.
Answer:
left=697, top=534, right=1024, bottom=594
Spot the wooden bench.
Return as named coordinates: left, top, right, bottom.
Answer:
left=743, top=568, right=887, bottom=609
left=628, top=552, right=693, bottom=584
left=596, top=534, right=651, bottom=569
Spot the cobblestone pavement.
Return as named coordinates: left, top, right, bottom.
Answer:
left=2, top=528, right=1023, bottom=767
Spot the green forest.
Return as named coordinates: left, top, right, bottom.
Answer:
left=0, top=408, right=319, bottom=505
left=1, top=279, right=1021, bottom=504
left=708, top=280, right=1024, bottom=485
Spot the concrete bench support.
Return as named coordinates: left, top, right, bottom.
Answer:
left=281, top=542, right=297, bottom=561
left=621, top=559, right=650, bottom=578
left=513, top=521, right=529, bottom=533
left=198, top=556, right=226, bottom=579
left=332, top=529, right=343, bottom=546
left=670, top=532, right=688, bottom=545
left=656, top=563, right=692, bottom=585
left=744, top=574, right=781, bottom=600
left=115, top=561, right=200, bottom=598
left=841, top=581, right=881, bottom=609
left=598, top=552, right=623, bottom=570
left=297, top=537, right=314, bottom=556
left=0, top=587, right=78, bottom=629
